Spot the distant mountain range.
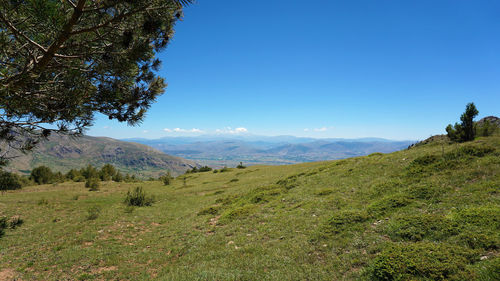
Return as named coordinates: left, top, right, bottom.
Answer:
left=5, top=135, right=197, bottom=178
left=123, top=135, right=416, bottom=167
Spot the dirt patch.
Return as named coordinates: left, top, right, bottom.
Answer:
left=209, top=215, right=221, bottom=226
left=0, top=268, right=18, bottom=281
left=95, top=266, right=117, bottom=274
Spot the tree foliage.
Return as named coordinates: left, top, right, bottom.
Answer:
left=446, top=103, right=479, bottom=142
left=0, top=0, right=193, bottom=163
left=0, top=170, right=22, bottom=192
left=30, top=165, right=54, bottom=184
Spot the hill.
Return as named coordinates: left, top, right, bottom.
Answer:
left=125, top=135, right=415, bottom=167
left=4, top=135, right=197, bottom=177
left=0, top=136, right=498, bottom=280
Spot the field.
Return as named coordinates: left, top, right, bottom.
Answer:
left=1, top=137, right=499, bottom=280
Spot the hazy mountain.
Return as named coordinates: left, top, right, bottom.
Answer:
left=124, top=135, right=416, bottom=167
left=5, top=135, right=197, bottom=178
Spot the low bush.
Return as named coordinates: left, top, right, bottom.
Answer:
left=367, top=242, right=477, bottom=281
left=452, top=230, right=498, bottom=250
left=219, top=204, right=257, bottom=223
left=451, top=206, right=500, bottom=230
left=0, top=170, right=22, bottom=192
left=30, top=166, right=54, bottom=185
left=236, top=162, right=246, bottom=169
left=86, top=206, right=100, bottom=220
left=316, top=188, right=334, bottom=196
left=384, top=213, right=459, bottom=242
left=85, top=177, right=100, bottom=191
left=197, top=206, right=220, bottom=216
left=367, top=194, right=412, bottom=216
left=0, top=217, right=7, bottom=237
left=37, top=198, right=48, bottom=205
left=159, top=172, right=173, bottom=185
left=276, top=174, right=300, bottom=189
left=124, top=186, right=155, bottom=207
left=8, top=216, right=23, bottom=229
left=320, top=209, right=369, bottom=235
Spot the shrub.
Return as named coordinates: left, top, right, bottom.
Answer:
left=112, top=172, right=123, bottom=182
left=316, top=188, right=334, bottom=196
left=124, top=186, right=155, bottom=207
left=453, top=230, right=498, bottom=250
left=321, top=210, right=369, bottom=235
left=30, top=166, right=54, bottom=184
left=85, top=178, right=100, bottom=191
left=8, top=216, right=23, bottom=229
left=159, top=172, right=173, bottom=185
left=367, top=242, right=477, bottom=281
left=99, top=164, right=117, bottom=181
left=451, top=206, right=500, bottom=230
left=186, top=166, right=212, bottom=173
left=0, top=170, right=22, bottom=192
left=37, top=198, right=48, bottom=205
left=219, top=204, right=256, bottom=223
left=86, top=206, right=101, bottom=220
left=0, top=217, right=7, bottom=237
left=446, top=102, right=479, bottom=142
left=385, top=213, right=459, bottom=242
left=65, top=169, right=81, bottom=181
left=229, top=178, right=239, bottom=183
left=276, top=174, right=300, bottom=189
left=367, top=194, right=412, bottom=216
left=80, top=164, right=99, bottom=180
left=197, top=206, right=220, bottom=216
left=236, top=162, right=246, bottom=169
left=74, top=175, right=86, bottom=182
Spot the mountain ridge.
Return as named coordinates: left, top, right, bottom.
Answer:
left=4, top=134, right=197, bottom=178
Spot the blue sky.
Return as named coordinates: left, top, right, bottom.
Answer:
left=88, top=0, right=500, bottom=141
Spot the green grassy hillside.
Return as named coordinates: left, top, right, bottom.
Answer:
left=0, top=136, right=499, bottom=280
left=4, top=135, right=197, bottom=178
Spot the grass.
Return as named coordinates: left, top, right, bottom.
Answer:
left=0, top=136, right=499, bottom=280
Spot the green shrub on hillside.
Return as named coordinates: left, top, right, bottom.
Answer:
left=124, top=187, right=155, bottom=207
left=30, top=166, right=54, bottom=184
left=321, top=210, right=369, bottom=235
left=86, top=206, right=101, bottom=220
left=85, top=178, right=100, bottom=191
left=0, top=217, right=7, bottom=237
left=0, top=170, right=22, bottom=192
left=159, top=172, right=173, bottom=185
left=80, top=164, right=99, bottom=180
left=385, top=213, right=459, bottom=242
left=367, top=242, right=477, bottom=281
left=65, top=169, right=81, bottom=181
left=219, top=204, right=257, bottom=223
left=446, top=102, right=479, bottom=142
left=367, top=194, right=412, bottom=216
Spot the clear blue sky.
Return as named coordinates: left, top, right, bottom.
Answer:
left=88, top=0, right=500, bottom=141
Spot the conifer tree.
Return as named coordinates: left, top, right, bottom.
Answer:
left=0, top=0, right=193, bottom=163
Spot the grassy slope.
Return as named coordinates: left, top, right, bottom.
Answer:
left=0, top=137, right=499, bottom=280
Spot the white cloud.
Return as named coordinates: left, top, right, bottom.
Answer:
left=304, top=126, right=333, bottom=132
left=164, top=128, right=204, bottom=133
left=215, top=127, right=249, bottom=134
left=103, top=126, right=111, bottom=129
left=142, top=130, right=149, bottom=133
